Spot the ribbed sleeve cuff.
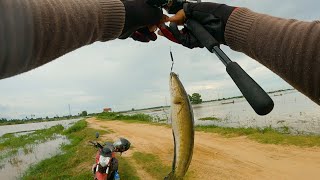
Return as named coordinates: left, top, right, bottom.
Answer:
left=99, top=0, right=125, bottom=41
left=225, top=8, right=257, bottom=52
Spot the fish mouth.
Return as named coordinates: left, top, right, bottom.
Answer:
left=170, top=72, right=178, bottom=77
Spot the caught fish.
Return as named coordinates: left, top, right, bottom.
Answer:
left=165, top=72, right=194, bottom=180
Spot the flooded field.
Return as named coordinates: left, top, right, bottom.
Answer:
left=0, top=118, right=81, bottom=137
left=0, top=136, right=68, bottom=179
left=127, top=90, right=320, bottom=134
left=0, top=119, right=80, bottom=179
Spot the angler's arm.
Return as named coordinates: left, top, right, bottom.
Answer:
left=0, top=0, right=125, bottom=79
left=225, top=8, right=320, bottom=105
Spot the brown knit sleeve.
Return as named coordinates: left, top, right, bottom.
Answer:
left=225, top=8, right=320, bottom=105
left=0, top=0, right=125, bottom=79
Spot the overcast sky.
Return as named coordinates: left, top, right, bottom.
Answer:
left=0, top=0, right=319, bottom=119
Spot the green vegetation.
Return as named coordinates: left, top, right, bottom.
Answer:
left=98, top=112, right=320, bottom=147
left=80, top=111, right=88, bottom=116
left=195, top=125, right=320, bottom=147
left=0, top=109, right=93, bottom=126
left=0, top=125, right=65, bottom=162
left=0, top=117, right=76, bottom=126
left=0, top=125, right=64, bottom=151
left=188, top=93, right=203, bottom=104
left=96, top=112, right=170, bottom=128
left=198, top=116, right=221, bottom=121
left=117, top=156, right=140, bottom=180
left=132, top=152, right=170, bottom=179
left=23, top=120, right=137, bottom=180
left=63, top=120, right=87, bottom=134
left=118, top=106, right=169, bottom=114
left=97, top=112, right=154, bottom=123
left=23, top=120, right=92, bottom=179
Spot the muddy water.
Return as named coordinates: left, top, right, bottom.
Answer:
left=0, top=119, right=80, bottom=179
left=128, top=90, right=320, bottom=134
left=0, top=118, right=81, bottom=137
left=0, top=135, right=69, bottom=180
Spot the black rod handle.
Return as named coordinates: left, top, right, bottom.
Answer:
left=186, top=19, right=274, bottom=115
left=226, top=62, right=274, bottom=115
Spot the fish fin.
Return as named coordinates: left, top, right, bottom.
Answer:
left=164, top=131, right=176, bottom=180
left=172, top=130, right=176, bottom=171
left=173, top=96, right=183, bottom=104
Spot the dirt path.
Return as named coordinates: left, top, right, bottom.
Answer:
left=87, top=118, right=320, bottom=180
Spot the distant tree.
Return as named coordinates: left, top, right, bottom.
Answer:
left=80, top=111, right=88, bottom=116
left=132, top=108, right=135, bottom=111
left=188, top=94, right=193, bottom=102
left=191, top=93, right=202, bottom=104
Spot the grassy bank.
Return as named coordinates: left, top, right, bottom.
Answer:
left=96, top=112, right=168, bottom=126
left=132, top=151, right=194, bottom=179
left=198, top=116, right=220, bottom=121
left=0, top=125, right=64, bottom=151
left=196, top=125, right=320, bottom=147
left=132, top=152, right=171, bottom=179
left=0, top=117, right=82, bottom=126
left=22, top=120, right=138, bottom=180
left=97, top=112, right=153, bottom=123
left=98, top=112, right=320, bottom=147
left=117, top=156, right=140, bottom=180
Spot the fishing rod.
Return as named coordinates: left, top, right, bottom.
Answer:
left=147, top=0, right=274, bottom=116
left=186, top=19, right=274, bottom=115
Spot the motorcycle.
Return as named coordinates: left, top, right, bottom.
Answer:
left=89, top=132, right=130, bottom=180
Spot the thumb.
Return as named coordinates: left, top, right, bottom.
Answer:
left=168, top=9, right=186, bottom=25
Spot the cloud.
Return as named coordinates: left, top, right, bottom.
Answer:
left=0, top=0, right=315, bottom=119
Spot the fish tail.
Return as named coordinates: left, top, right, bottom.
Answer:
left=164, top=171, right=174, bottom=180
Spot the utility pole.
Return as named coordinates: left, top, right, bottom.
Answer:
left=68, top=104, right=71, bottom=117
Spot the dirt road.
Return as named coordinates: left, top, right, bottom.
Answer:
left=87, top=118, right=320, bottom=180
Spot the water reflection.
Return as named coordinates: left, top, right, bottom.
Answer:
left=0, top=135, right=69, bottom=180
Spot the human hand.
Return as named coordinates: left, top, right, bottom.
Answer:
left=160, top=2, right=236, bottom=48
left=158, top=22, right=204, bottom=48
left=119, top=0, right=165, bottom=42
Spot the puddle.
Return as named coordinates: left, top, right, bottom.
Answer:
left=0, top=135, right=69, bottom=180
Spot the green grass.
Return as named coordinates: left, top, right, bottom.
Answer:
left=96, top=112, right=154, bottom=123
left=0, top=125, right=64, bottom=151
left=96, top=112, right=169, bottom=128
left=0, top=149, right=18, bottom=161
left=132, top=152, right=171, bottom=179
left=195, top=125, right=320, bottom=147
left=198, top=116, right=221, bottom=121
left=23, top=120, right=98, bottom=179
left=22, top=120, right=139, bottom=180
left=117, top=156, right=140, bottom=180
left=63, top=120, right=87, bottom=134
left=0, top=117, right=82, bottom=126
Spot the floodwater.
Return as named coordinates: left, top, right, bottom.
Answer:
left=128, top=90, right=320, bottom=134
left=0, top=118, right=81, bottom=137
left=0, top=119, right=80, bottom=179
left=0, top=135, right=69, bottom=180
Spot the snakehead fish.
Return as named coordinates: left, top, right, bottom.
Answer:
left=165, top=72, right=194, bottom=180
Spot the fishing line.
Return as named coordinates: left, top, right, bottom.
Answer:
left=170, top=47, right=174, bottom=72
